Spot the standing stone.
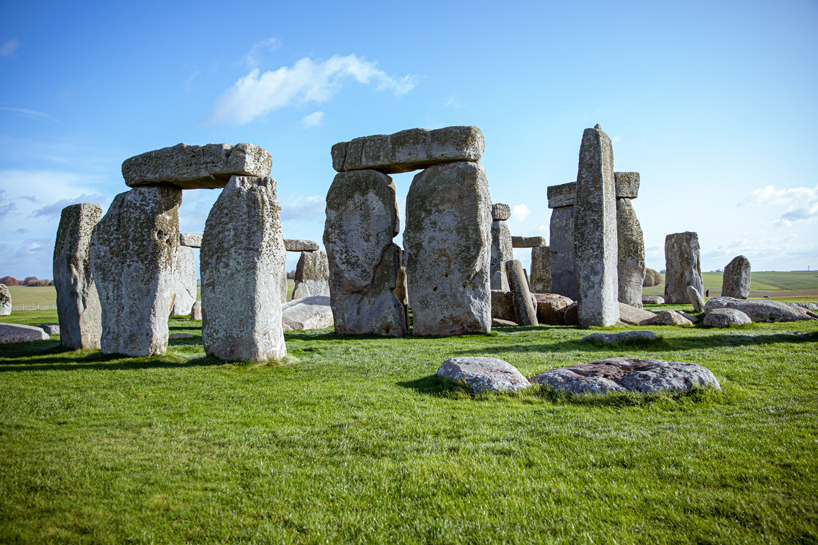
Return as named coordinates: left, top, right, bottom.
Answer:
left=190, top=300, right=202, bottom=320
left=574, top=125, right=619, bottom=327
left=616, top=197, right=645, bottom=308
left=393, top=266, right=410, bottom=328
left=201, top=176, right=287, bottom=361
left=548, top=182, right=577, bottom=300
left=90, top=185, right=182, bottom=357
left=0, top=284, right=11, bottom=316
left=405, top=161, right=492, bottom=336
left=171, top=246, right=197, bottom=315
left=179, top=233, right=202, bottom=248
left=53, top=203, right=103, bottom=349
left=324, top=170, right=406, bottom=336
left=507, top=260, right=538, bottom=326
left=664, top=232, right=703, bottom=304
left=490, top=203, right=513, bottom=290
left=291, top=250, right=330, bottom=300
left=529, top=246, right=552, bottom=293
left=687, top=285, right=705, bottom=313
left=722, top=255, right=751, bottom=299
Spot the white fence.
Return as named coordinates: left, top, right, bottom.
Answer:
left=12, top=303, right=57, bottom=311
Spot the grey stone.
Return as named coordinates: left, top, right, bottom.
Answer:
left=531, top=357, right=720, bottom=395
left=190, top=301, right=202, bottom=320
left=53, top=203, right=102, bottom=349
left=580, top=330, right=658, bottom=344
left=39, top=323, right=60, bottom=335
left=405, top=162, right=491, bottom=336
left=547, top=182, right=576, bottom=209
left=616, top=198, right=645, bottom=308
left=614, top=172, right=640, bottom=199
left=687, top=285, right=705, bottom=313
left=0, top=284, right=10, bottom=316
left=511, top=236, right=546, bottom=248
left=533, top=293, right=572, bottom=325
left=617, top=303, right=656, bottom=326
left=529, top=246, right=552, bottom=294
left=787, top=302, right=818, bottom=310
left=179, top=233, right=202, bottom=248
left=703, top=297, right=816, bottom=323
left=722, top=255, right=751, bottom=299
left=549, top=206, right=576, bottom=299
left=649, top=310, right=693, bottom=326
left=284, top=239, right=320, bottom=252
left=393, top=266, right=410, bottom=328
left=201, top=176, right=287, bottom=362
left=704, top=308, right=752, bottom=327
left=169, top=333, right=193, bottom=340
left=664, top=232, right=703, bottom=304
left=171, top=246, right=197, bottom=315
left=508, top=260, right=538, bottom=326
left=281, top=295, right=334, bottom=331
left=437, top=357, right=530, bottom=393
left=0, top=323, right=50, bottom=344
left=677, top=310, right=700, bottom=324
left=292, top=250, right=330, bottom=300
left=563, top=302, right=579, bottom=325
left=490, top=219, right=513, bottom=290
left=574, top=125, right=619, bottom=327
left=90, top=185, right=181, bottom=357
left=642, top=296, right=665, bottom=305
left=324, top=169, right=406, bottom=336
left=492, top=318, right=518, bottom=327
left=491, top=290, right=516, bottom=322
left=122, top=143, right=272, bottom=189
left=492, top=203, right=511, bottom=221
left=332, top=126, right=484, bottom=174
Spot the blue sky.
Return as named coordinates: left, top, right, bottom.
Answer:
left=1, top=0, right=816, bottom=279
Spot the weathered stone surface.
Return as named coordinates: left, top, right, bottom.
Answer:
left=722, top=255, right=751, bottom=299
left=490, top=219, right=513, bottom=290
left=563, top=302, right=579, bottom=325
left=704, top=308, right=752, bottom=327
left=531, top=357, right=720, bottom=395
left=549, top=206, right=576, bottom=299
left=492, top=203, right=511, bottom=221
left=581, top=330, right=658, bottom=344
left=0, top=284, right=10, bottom=316
left=324, top=170, right=406, bottom=336
left=171, top=246, right=197, bottom=315
left=281, top=295, right=334, bottom=331
left=39, top=323, right=60, bottom=335
left=687, top=285, right=705, bottom=313
left=169, top=333, right=193, bottom=340
left=405, top=162, right=491, bottom=336
left=393, top=266, right=410, bottom=328
left=201, top=176, right=287, bottom=362
left=574, top=125, right=619, bottom=327
left=614, top=172, right=640, bottom=199
left=642, top=296, right=665, bottom=305
left=437, top=357, right=530, bottom=393
left=529, top=246, right=552, bottom=294
left=90, top=185, right=182, bottom=356
left=618, top=303, right=656, bottom=325
left=179, top=233, right=202, bottom=248
left=704, top=297, right=816, bottom=323
left=492, top=318, right=518, bottom=327
left=649, top=310, right=693, bottom=326
left=491, top=290, right=516, bottom=322
left=507, top=260, right=538, bottom=326
left=643, top=268, right=662, bottom=287
left=677, top=311, right=700, bottom=324
left=547, top=182, right=576, bottom=209
left=123, top=143, right=272, bottom=189
left=190, top=301, right=202, bottom=320
left=511, top=236, right=546, bottom=248
left=284, top=239, right=320, bottom=252
left=292, top=250, right=330, bottom=300
left=616, top=198, right=645, bottom=308
left=787, top=302, right=818, bottom=311
left=533, top=293, right=572, bottom=325
left=332, top=126, right=484, bottom=174
left=664, top=232, right=703, bottom=304
left=0, top=323, right=50, bottom=344
left=53, top=203, right=102, bottom=349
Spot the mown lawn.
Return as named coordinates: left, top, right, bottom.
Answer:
left=1, top=307, right=817, bottom=544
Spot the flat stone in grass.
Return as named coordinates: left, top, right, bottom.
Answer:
left=39, top=323, right=60, bottom=335
left=437, top=357, right=530, bottom=393
left=704, top=297, right=816, bottom=323
left=282, top=295, right=334, bottom=331
left=0, top=323, right=50, bottom=344
left=650, top=310, right=694, bottom=326
left=617, top=303, right=656, bottom=325
left=677, top=310, right=700, bottom=323
left=530, top=357, right=720, bottom=395
left=580, top=330, right=658, bottom=344
left=642, top=296, right=665, bottom=305
left=703, top=308, right=752, bottom=327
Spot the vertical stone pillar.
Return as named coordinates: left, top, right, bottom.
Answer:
left=201, top=176, right=287, bottom=361
left=529, top=246, right=552, bottom=294
left=53, top=203, right=103, bottom=349
left=490, top=203, right=513, bottom=290
left=405, top=161, right=492, bottom=336
left=722, top=255, right=751, bottom=299
left=90, top=185, right=182, bottom=356
left=664, top=231, right=703, bottom=304
left=171, top=246, right=197, bottom=315
left=323, top=169, right=406, bottom=336
left=292, top=250, right=330, bottom=300
left=614, top=172, right=645, bottom=308
left=508, top=259, right=538, bottom=326
left=574, top=124, right=619, bottom=327
left=547, top=182, right=577, bottom=300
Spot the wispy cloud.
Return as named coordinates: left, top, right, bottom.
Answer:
left=281, top=195, right=325, bottom=221
left=512, top=204, right=531, bottom=222
left=0, top=38, right=18, bottom=57
left=0, top=107, right=54, bottom=121
left=30, top=193, right=105, bottom=218
left=0, top=190, right=16, bottom=220
left=300, top=111, right=324, bottom=128
left=739, top=184, right=818, bottom=226
left=243, top=37, right=280, bottom=68
left=206, top=54, right=418, bottom=125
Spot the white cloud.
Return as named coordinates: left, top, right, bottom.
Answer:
left=0, top=107, right=53, bottom=120
left=0, top=190, right=16, bottom=220
left=612, top=135, right=621, bottom=142
left=206, top=54, right=418, bottom=125
left=300, top=111, right=324, bottom=128
left=0, top=38, right=18, bottom=57
left=739, top=184, right=818, bottom=226
left=243, top=37, right=280, bottom=68
left=281, top=195, right=325, bottom=221
left=512, top=204, right=531, bottom=222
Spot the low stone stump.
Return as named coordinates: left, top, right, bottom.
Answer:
left=649, top=310, right=694, bottom=326
left=617, top=303, right=657, bottom=326
left=703, top=297, right=816, bottom=323
left=39, top=323, right=60, bottom=335
left=642, top=296, right=665, bottom=305
left=687, top=285, right=705, bottom=313
left=534, top=293, right=573, bottom=325
left=530, top=357, right=720, bottom=395
left=437, top=357, right=530, bottom=393
left=190, top=301, right=202, bottom=320
left=580, top=331, right=658, bottom=344
left=0, top=323, right=50, bottom=344
left=704, top=308, right=752, bottom=327
left=0, top=284, right=10, bottom=316
left=282, top=296, right=334, bottom=331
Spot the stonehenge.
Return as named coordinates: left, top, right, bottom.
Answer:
left=722, top=255, right=751, bottom=299
left=0, top=283, right=11, bottom=316
left=171, top=246, right=197, bottom=315
left=664, top=232, right=703, bottom=304
left=614, top=172, right=645, bottom=308
left=292, top=249, right=330, bottom=300
left=547, top=182, right=577, bottom=300
left=507, top=259, right=538, bottom=326
left=490, top=203, right=513, bottom=290
left=529, top=246, right=552, bottom=294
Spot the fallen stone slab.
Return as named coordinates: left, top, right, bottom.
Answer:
left=39, top=323, right=60, bottom=335
left=123, top=143, right=272, bottom=189
left=687, top=285, right=705, bottom=313
left=511, top=236, right=546, bottom=248
left=284, top=239, right=320, bottom=252
left=547, top=182, right=576, bottom=209
left=437, top=357, right=530, bottom=394
left=786, top=302, right=818, bottom=311
left=703, top=308, right=752, bottom=327
left=179, top=233, right=202, bottom=248
left=530, top=357, right=720, bottom=395
left=492, top=318, right=518, bottom=327
left=534, top=293, right=573, bottom=325
left=642, top=296, right=665, bottom=305
left=649, top=310, right=693, bottom=326
left=617, top=303, right=656, bottom=326
left=169, top=333, right=193, bottom=340
left=0, top=284, right=10, bottom=316
left=332, top=126, right=484, bottom=174
left=677, top=310, right=700, bottom=324
left=0, top=323, right=50, bottom=344
left=703, top=297, right=816, bottom=323
left=580, top=330, right=658, bottom=344
left=281, top=295, right=334, bottom=331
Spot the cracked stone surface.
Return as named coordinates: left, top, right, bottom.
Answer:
left=437, top=357, right=530, bottom=393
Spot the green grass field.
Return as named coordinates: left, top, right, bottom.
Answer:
left=1, top=306, right=817, bottom=543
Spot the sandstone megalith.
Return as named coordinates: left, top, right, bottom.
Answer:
left=0, top=284, right=11, bottom=316
left=614, top=172, right=645, bottom=308
left=508, top=259, right=538, bottom=326
left=722, top=255, right=751, bottom=299
left=292, top=250, right=330, bottom=300
left=547, top=182, right=577, bottom=300
left=490, top=203, right=513, bottom=290
left=664, top=232, right=703, bottom=304
left=529, top=246, right=551, bottom=294
left=171, top=246, right=197, bottom=315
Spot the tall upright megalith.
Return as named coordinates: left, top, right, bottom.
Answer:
left=171, top=245, right=197, bottom=316
left=722, top=255, right=751, bottom=299
left=292, top=250, right=330, bottom=300
left=405, top=162, right=492, bottom=335
left=529, top=246, right=551, bottom=293
left=90, top=185, right=182, bottom=356
left=614, top=172, right=645, bottom=308
left=490, top=203, right=513, bottom=290
left=53, top=203, right=103, bottom=349
left=664, top=232, right=703, bottom=304
left=547, top=182, right=577, bottom=300
left=0, top=284, right=12, bottom=316
left=324, top=170, right=406, bottom=336
left=201, top=176, right=287, bottom=361
left=573, top=125, right=619, bottom=327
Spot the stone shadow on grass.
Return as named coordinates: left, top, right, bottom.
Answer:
left=0, top=349, right=224, bottom=373
left=397, top=374, right=472, bottom=397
